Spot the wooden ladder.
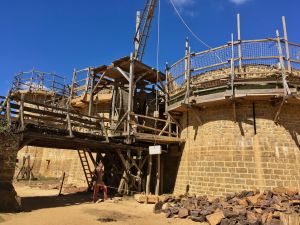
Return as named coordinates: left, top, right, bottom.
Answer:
left=77, top=149, right=96, bottom=188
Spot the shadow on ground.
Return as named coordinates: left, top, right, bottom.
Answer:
left=21, top=192, right=93, bottom=212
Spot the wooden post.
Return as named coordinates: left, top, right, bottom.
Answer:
left=276, top=30, right=291, bottom=96
left=146, top=154, right=152, bottom=195
left=138, top=151, right=142, bottom=192
left=118, top=171, right=126, bottom=194
left=66, top=111, right=73, bottom=137
left=237, top=14, right=242, bottom=71
left=134, top=11, right=141, bottom=59
left=165, top=63, right=172, bottom=137
left=155, top=154, right=160, bottom=195
left=184, top=37, right=191, bottom=103
left=165, top=63, right=169, bottom=115
left=282, top=16, right=291, bottom=73
left=88, top=71, right=95, bottom=116
left=20, top=93, right=25, bottom=130
left=111, top=84, right=116, bottom=123
left=6, top=96, right=11, bottom=126
left=125, top=150, right=130, bottom=195
left=70, top=68, right=77, bottom=101
left=127, top=53, right=134, bottom=139
left=58, top=172, right=66, bottom=196
left=84, top=68, right=91, bottom=97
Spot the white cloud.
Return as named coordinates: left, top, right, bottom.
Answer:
left=172, top=0, right=195, bottom=7
left=229, top=0, right=250, bottom=5
left=170, top=0, right=196, bottom=16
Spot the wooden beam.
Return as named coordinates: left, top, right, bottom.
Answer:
left=130, top=122, right=174, bottom=136
left=155, top=154, right=160, bottom=195
left=146, top=154, right=152, bottom=195
left=116, top=67, right=130, bottom=82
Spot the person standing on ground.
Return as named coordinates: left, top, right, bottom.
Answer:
left=92, top=162, right=108, bottom=202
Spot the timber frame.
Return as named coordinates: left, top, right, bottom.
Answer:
left=0, top=54, right=183, bottom=196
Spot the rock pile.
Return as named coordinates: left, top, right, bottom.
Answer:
left=154, top=187, right=300, bottom=225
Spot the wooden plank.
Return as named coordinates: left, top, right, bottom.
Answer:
left=10, top=103, right=101, bottom=126
left=130, top=122, right=175, bottom=136
left=134, top=132, right=185, bottom=143
left=130, top=113, right=175, bottom=124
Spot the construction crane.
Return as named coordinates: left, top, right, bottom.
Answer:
left=133, top=0, right=158, bottom=61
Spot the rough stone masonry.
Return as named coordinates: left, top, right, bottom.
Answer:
left=174, top=101, right=300, bottom=197
left=0, top=132, right=22, bottom=211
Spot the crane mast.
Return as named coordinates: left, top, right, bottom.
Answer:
left=134, top=0, right=158, bottom=61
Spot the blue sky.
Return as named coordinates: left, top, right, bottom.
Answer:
left=0, top=0, right=300, bottom=96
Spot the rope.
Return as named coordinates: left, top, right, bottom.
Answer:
left=169, top=0, right=212, bottom=49
left=169, top=0, right=227, bottom=66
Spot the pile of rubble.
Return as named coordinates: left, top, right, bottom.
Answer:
left=154, top=187, right=300, bottom=225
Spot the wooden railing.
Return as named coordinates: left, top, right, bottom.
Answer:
left=167, top=37, right=300, bottom=103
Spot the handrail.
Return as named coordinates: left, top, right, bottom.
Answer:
left=167, top=38, right=300, bottom=96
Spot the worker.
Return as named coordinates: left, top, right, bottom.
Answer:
left=92, top=162, right=108, bottom=202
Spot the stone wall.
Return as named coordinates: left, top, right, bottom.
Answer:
left=174, top=101, right=300, bottom=197
left=16, top=147, right=95, bottom=187
left=0, top=133, right=21, bottom=211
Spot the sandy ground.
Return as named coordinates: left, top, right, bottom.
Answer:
left=0, top=185, right=196, bottom=225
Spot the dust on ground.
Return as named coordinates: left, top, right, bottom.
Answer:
left=0, top=184, right=196, bottom=225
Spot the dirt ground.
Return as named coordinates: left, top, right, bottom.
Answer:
left=0, top=184, right=196, bottom=225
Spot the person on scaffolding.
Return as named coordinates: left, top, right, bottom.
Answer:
left=92, top=162, right=108, bottom=203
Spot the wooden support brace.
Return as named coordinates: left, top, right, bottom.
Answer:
left=158, top=122, right=170, bottom=136
left=92, top=71, right=106, bottom=94
left=113, top=110, right=129, bottom=133
left=116, top=67, right=130, bottom=82
left=274, top=98, right=286, bottom=123
left=182, top=103, right=202, bottom=125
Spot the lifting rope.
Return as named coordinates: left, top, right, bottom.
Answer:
left=169, top=0, right=226, bottom=65
left=169, top=0, right=213, bottom=49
